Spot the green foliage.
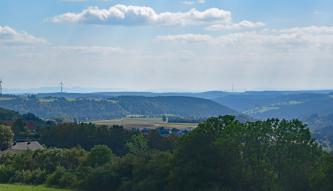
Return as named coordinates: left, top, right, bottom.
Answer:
left=0, top=95, right=236, bottom=121
left=10, top=169, right=47, bottom=185
left=1, top=116, right=333, bottom=191
left=0, top=107, right=53, bottom=141
left=80, top=164, right=120, bottom=191
left=126, top=134, right=148, bottom=154
left=86, top=145, right=113, bottom=167
left=0, top=125, right=13, bottom=151
left=40, top=124, right=133, bottom=155
left=146, top=129, right=179, bottom=150
left=46, top=167, right=77, bottom=188
left=0, top=107, right=20, bottom=123
left=0, top=165, right=15, bottom=183
left=169, top=116, right=328, bottom=191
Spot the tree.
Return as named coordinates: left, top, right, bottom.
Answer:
left=126, top=134, right=148, bottom=155
left=168, top=116, right=326, bottom=191
left=0, top=125, right=13, bottom=151
left=86, top=145, right=113, bottom=167
left=12, top=118, right=26, bottom=139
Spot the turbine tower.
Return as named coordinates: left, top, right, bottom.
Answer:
left=60, top=82, right=63, bottom=93
left=0, top=79, right=2, bottom=96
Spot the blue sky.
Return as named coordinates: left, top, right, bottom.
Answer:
left=0, top=0, right=333, bottom=92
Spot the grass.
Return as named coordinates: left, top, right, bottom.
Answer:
left=38, top=98, right=57, bottom=103
left=0, top=184, right=71, bottom=191
left=244, top=100, right=303, bottom=115
left=244, top=106, right=280, bottom=114
left=0, top=97, right=15, bottom=101
left=93, top=117, right=197, bottom=129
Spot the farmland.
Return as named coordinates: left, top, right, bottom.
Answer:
left=93, top=117, right=198, bottom=129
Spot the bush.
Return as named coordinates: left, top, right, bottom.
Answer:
left=9, top=169, right=47, bottom=184
left=80, top=165, right=120, bottom=191
left=46, top=167, right=78, bottom=188
left=86, top=145, right=113, bottom=167
left=0, top=165, right=15, bottom=183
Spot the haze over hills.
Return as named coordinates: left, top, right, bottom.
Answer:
left=213, top=91, right=333, bottom=119
left=0, top=95, right=237, bottom=121
left=37, top=90, right=333, bottom=121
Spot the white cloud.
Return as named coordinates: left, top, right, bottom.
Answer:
left=0, top=26, right=47, bottom=46
left=182, top=1, right=195, bottom=5
left=57, top=46, right=123, bottom=55
left=156, top=34, right=212, bottom=43
left=47, top=4, right=231, bottom=25
left=206, top=20, right=265, bottom=30
left=182, top=0, right=205, bottom=5
left=157, top=26, right=333, bottom=49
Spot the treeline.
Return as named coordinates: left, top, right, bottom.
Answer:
left=1, top=116, right=333, bottom=191
left=39, top=123, right=179, bottom=155
left=0, top=107, right=54, bottom=141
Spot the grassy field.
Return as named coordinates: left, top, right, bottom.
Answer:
left=93, top=117, right=197, bottom=129
left=0, top=184, right=71, bottom=191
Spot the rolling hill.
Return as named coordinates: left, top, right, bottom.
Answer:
left=0, top=95, right=237, bottom=121
left=213, top=92, right=333, bottom=120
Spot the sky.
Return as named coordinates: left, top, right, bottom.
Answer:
left=0, top=0, right=333, bottom=92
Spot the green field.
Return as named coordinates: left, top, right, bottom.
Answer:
left=93, top=117, right=197, bottom=129
left=0, top=184, right=71, bottom=191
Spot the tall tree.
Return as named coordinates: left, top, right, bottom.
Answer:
left=0, top=125, right=13, bottom=151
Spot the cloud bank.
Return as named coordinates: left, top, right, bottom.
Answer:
left=0, top=26, right=46, bottom=46
left=206, top=20, right=265, bottom=31
left=157, top=26, right=333, bottom=49
left=156, top=34, right=212, bottom=43
left=48, top=4, right=232, bottom=25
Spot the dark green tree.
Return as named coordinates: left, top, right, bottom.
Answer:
left=86, top=145, right=113, bottom=167
left=0, top=125, right=13, bottom=151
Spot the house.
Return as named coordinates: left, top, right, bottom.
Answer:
left=1, top=141, right=44, bottom=154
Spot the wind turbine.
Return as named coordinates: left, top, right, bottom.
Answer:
left=60, top=82, right=63, bottom=93
left=0, top=79, right=2, bottom=96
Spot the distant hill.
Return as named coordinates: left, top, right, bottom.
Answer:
left=37, top=91, right=230, bottom=100
left=0, top=107, right=20, bottom=122
left=214, top=92, right=333, bottom=120
left=0, top=95, right=237, bottom=121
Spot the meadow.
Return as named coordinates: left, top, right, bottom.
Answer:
left=0, top=184, right=71, bottom=191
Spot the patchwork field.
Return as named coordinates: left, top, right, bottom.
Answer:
left=0, top=184, right=71, bottom=191
left=93, top=117, right=198, bottom=129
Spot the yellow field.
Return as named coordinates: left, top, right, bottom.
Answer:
left=93, top=117, right=197, bottom=129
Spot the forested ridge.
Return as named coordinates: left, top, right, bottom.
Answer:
left=0, top=95, right=236, bottom=121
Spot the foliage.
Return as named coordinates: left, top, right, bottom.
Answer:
left=86, top=145, right=113, bottom=167
left=46, top=167, right=77, bottom=188
left=0, top=95, right=236, bottom=121
left=0, top=125, right=13, bottom=151
left=168, top=116, right=330, bottom=191
left=0, top=116, right=333, bottom=191
left=0, top=108, right=20, bottom=123
left=126, top=134, right=148, bottom=154
left=40, top=123, right=133, bottom=155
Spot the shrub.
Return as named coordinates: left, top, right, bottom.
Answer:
left=0, top=165, right=15, bottom=183
left=80, top=165, right=120, bottom=191
left=46, top=166, right=78, bottom=188
left=86, top=145, right=113, bottom=167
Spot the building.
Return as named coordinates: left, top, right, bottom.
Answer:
left=1, top=141, right=44, bottom=154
